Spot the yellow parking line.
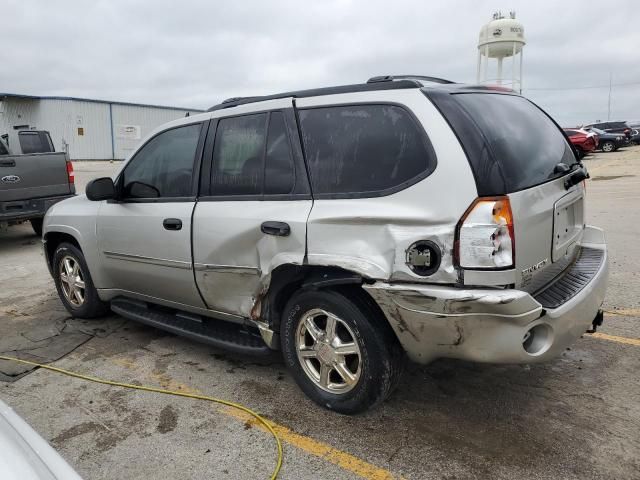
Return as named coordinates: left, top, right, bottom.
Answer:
left=110, top=356, right=401, bottom=480
left=588, top=332, right=640, bottom=347
left=604, top=308, right=640, bottom=318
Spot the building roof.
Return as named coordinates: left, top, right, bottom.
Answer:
left=0, top=92, right=204, bottom=113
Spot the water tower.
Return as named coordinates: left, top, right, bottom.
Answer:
left=477, top=11, right=526, bottom=92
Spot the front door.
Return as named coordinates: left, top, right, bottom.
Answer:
left=192, top=103, right=312, bottom=318
left=97, top=121, right=207, bottom=308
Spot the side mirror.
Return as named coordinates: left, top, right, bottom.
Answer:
left=86, top=177, right=116, bottom=201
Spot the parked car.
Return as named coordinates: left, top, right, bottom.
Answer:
left=0, top=399, right=83, bottom=479
left=42, top=76, right=608, bottom=413
left=563, top=128, right=598, bottom=157
left=0, top=131, right=75, bottom=235
left=630, top=128, right=640, bottom=145
left=589, top=127, right=626, bottom=152
left=583, top=121, right=632, bottom=141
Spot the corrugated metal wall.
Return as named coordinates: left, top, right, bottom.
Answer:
left=0, top=97, right=200, bottom=160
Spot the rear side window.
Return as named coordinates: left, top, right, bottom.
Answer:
left=210, top=111, right=297, bottom=197
left=0, top=139, right=8, bottom=155
left=431, top=92, right=575, bottom=194
left=298, top=105, right=436, bottom=197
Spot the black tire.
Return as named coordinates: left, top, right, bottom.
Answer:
left=281, top=288, right=405, bottom=414
left=601, top=141, right=615, bottom=153
left=52, top=242, right=109, bottom=318
left=30, top=218, right=43, bottom=236
left=574, top=147, right=584, bottom=159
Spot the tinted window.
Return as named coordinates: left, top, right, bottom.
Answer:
left=123, top=123, right=201, bottom=198
left=265, top=112, right=295, bottom=194
left=211, top=114, right=267, bottom=196
left=299, top=105, right=435, bottom=196
left=451, top=93, right=575, bottom=192
left=18, top=131, right=54, bottom=154
left=0, top=139, right=8, bottom=155
left=564, top=130, right=578, bottom=137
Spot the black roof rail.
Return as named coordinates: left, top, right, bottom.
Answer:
left=207, top=79, right=422, bottom=112
left=367, top=75, right=455, bottom=85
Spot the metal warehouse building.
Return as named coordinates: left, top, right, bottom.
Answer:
left=0, top=93, right=203, bottom=160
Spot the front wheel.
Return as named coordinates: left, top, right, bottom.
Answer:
left=52, top=242, right=110, bottom=318
left=601, top=141, right=616, bottom=153
left=281, top=288, right=405, bottom=414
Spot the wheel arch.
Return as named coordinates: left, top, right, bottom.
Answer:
left=44, top=230, right=83, bottom=275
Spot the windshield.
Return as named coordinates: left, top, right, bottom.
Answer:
left=450, top=93, right=575, bottom=193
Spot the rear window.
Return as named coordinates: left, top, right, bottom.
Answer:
left=430, top=92, right=575, bottom=194
left=298, top=105, right=436, bottom=197
left=18, top=131, right=55, bottom=154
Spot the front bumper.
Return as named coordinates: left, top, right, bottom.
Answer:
left=0, top=194, right=75, bottom=223
left=364, top=226, right=608, bottom=365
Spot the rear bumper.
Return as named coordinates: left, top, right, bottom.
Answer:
left=0, top=194, right=75, bottom=223
left=364, top=225, right=608, bottom=365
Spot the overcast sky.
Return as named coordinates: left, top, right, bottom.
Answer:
left=2, top=0, right=639, bottom=126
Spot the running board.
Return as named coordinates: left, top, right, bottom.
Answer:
left=110, top=298, right=271, bottom=356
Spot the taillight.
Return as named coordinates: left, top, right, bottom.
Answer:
left=455, top=196, right=515, bottom=269
left=66, top=161, right=74, bottom=184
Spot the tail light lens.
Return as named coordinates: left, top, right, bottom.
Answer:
left=66, top=161, right=74, bottom=184
left=455, top=196, right=515, bottom=269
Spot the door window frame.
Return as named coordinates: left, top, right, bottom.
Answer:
left=198, top=108, right=311, bottom=202
left=114, top=120, right=209, bottom=203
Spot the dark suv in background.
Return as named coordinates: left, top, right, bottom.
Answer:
left=583, top=121, right=632, bottom=142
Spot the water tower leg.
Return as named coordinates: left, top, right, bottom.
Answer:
left=497, top=57, right=503, bottom=85
left=483, top=44, right=489, bottom=83
left=511, top=42, right=516, bottom=91
left=519, top=48, right=523, bottom=94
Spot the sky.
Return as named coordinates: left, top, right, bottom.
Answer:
left=1, top=0, right=639, bottom=126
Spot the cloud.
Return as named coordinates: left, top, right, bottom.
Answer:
left=1, top=0, right=638, bottom=125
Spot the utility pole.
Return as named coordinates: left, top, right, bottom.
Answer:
left=607, top=71, right=612, bottom=121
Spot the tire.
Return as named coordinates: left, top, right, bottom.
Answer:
left=30, top=218, right=43, bottom=236
left=601, top=141, right=615, bottom=153
left=52, top=242, right=109, bottom=318
left=281, top=288, right=405, bottom=414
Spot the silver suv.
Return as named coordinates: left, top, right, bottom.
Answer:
left=43, top=76, right=609, bottom=413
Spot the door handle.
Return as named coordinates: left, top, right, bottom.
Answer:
left=0, top=160, right=16, bottom=167
left=163, top=218, right=182, bottom=231
left=261, top=221, right=290, bottom=237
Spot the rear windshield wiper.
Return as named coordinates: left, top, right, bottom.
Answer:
left=557, top=161, right=589, bottom=189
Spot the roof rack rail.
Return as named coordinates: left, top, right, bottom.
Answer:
left=207, top=79, right=421, bottom=112
left=367, top=75, right=455, bottom=85
left=221, top=96, right=258, bottom=104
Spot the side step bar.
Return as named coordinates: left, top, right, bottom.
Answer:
left=110, top=298, right=272, bottom=356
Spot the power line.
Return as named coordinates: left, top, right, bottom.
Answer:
left=524, top=81, right=640, bottom=91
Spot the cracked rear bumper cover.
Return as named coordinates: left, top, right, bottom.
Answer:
left=364, top=226, right=608, bottom=365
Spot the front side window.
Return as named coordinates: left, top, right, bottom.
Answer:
left=122, top=123, right=201, bottom=199
left=298, top=105, right=435, bottom=196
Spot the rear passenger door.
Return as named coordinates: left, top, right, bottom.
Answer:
left=192, top=100, right=312, bottom=318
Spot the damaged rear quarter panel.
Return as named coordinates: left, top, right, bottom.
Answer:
left=300, top=89, right=478, bottom=284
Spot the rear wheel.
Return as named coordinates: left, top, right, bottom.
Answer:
left=30, top=218, right=43, bottom=236
left=574, top=147, right=584, bottom=159
left=601, top=141, right=616, bottom=153
left=52, top=242, right=109, bottom=318
left=281, top=288, right=405, bottom=414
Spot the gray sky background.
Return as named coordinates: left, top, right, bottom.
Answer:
left=2, top=0, right=639, bottom=126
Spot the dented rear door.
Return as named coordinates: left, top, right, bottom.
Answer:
left=192, top=101, right=312, bottom=319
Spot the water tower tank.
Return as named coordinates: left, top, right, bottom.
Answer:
left=476, top=11, right=526, bottom=92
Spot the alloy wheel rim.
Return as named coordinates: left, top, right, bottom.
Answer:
left=59, top=255, right=85, bottom=307
left=603, top=143, right=613, bottom=152
left=295, top=308, right=362, bottom=394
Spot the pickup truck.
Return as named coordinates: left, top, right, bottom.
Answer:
left=0, top=130, right=75, bottom=236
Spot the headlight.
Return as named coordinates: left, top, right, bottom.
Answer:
left=455, top=197, right=515, bottom=269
